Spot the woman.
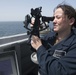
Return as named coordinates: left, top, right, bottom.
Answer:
left=31, top=4, right=76, bottom=75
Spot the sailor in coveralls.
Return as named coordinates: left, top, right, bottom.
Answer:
left=31, top=3, right=76, bottom=75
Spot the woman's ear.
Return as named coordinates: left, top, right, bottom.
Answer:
left=69, top=18, right=75, bottom=26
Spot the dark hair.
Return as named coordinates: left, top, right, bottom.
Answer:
left=54, top=4, right=76, bottom=28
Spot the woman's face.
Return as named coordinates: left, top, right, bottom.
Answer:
left=53, top=8, right=72, bottom=33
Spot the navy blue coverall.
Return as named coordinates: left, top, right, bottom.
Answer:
left=37, top=29, right=76, bottom=75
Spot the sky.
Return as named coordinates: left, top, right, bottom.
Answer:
left=0, top=0, right=76, bottom=21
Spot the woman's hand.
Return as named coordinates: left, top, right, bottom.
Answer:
left=31, top=35, right=42, bottom=50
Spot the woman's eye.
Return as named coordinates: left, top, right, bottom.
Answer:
left=56, top=16, right=61, bottom=19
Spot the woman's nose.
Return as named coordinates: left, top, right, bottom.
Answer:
left=53, top=17, right=57, bottom=25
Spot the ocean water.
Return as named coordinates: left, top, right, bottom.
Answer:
left=0, top=21, right=53, bottom=37
left=0, top=21, right=27, bottom=37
